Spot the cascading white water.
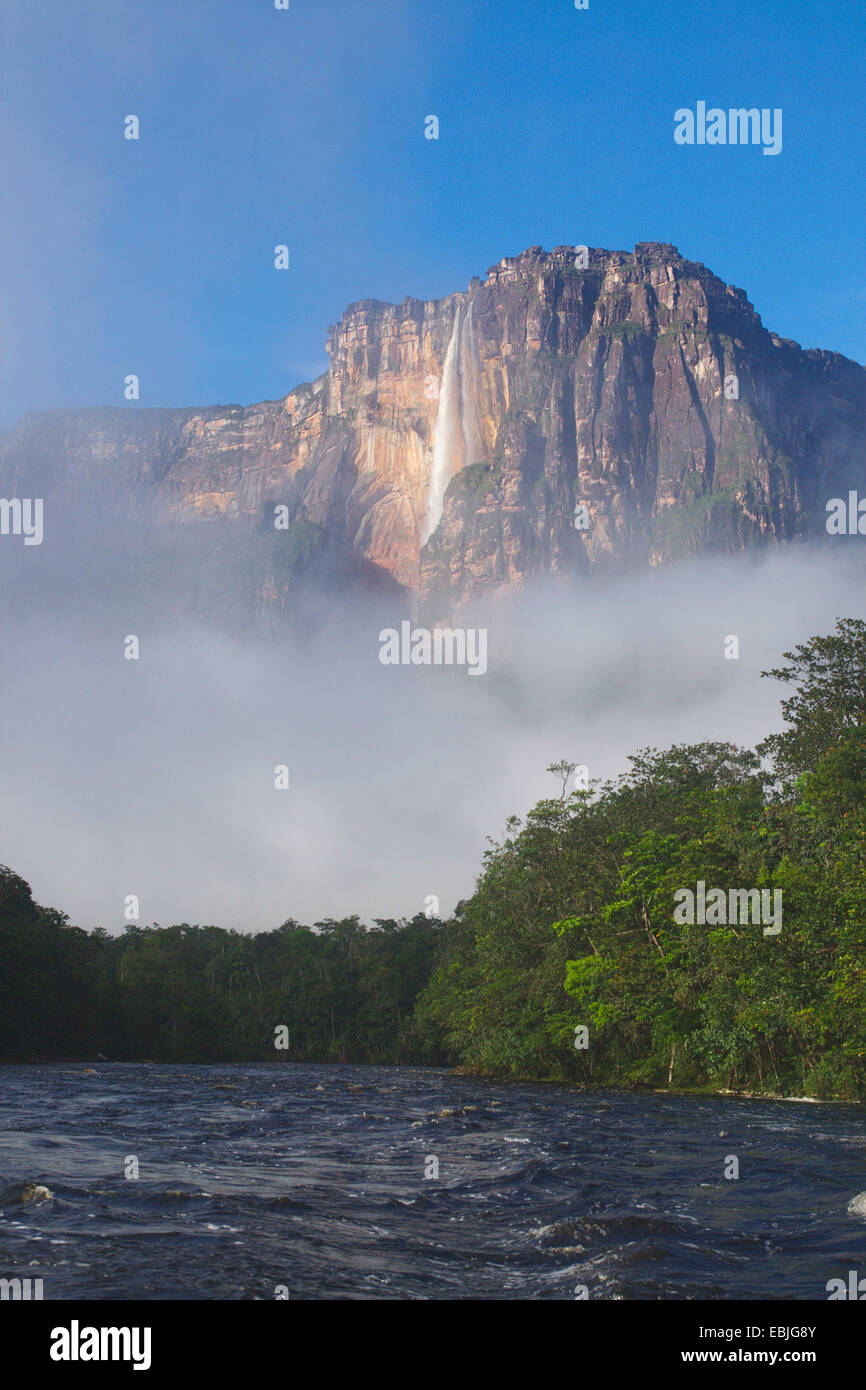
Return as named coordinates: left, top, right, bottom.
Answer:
left=422, top=305, right=463, bottom=545
left=422, top=300, right=483, bottom=546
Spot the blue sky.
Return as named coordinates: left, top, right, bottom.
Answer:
left=1, top=0, right=863, bottom=427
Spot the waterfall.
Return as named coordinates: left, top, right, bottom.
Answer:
left=422, top=300, right=483, bottom=546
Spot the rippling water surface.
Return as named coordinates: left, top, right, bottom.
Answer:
left=1, top=1064, right=864, bottom=1299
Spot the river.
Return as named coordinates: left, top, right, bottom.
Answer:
left=1, top=1063, right=864, bottom=1300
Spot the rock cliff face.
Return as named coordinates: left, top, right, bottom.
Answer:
left=2, top=242, right=865, bottom=619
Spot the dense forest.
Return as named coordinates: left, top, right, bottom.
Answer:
left=1, top=619, right=864, bottom=1099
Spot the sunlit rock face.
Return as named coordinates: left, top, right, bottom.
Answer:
left=2, top=242, right=865, bottom=619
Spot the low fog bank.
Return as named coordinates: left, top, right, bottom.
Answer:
left=1, top=543, right=864, bottom=934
